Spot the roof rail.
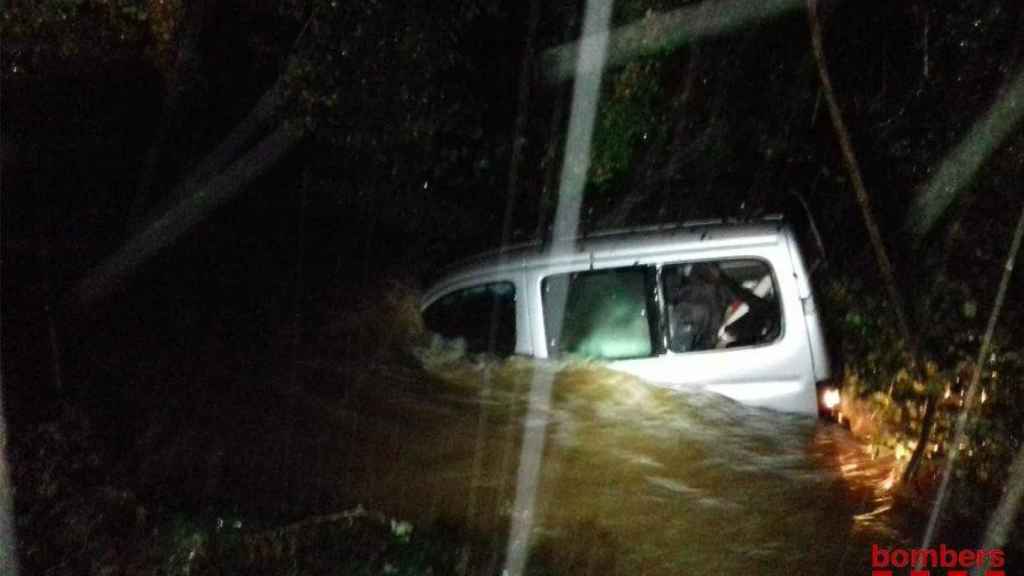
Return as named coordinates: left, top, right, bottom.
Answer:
left=433, top=215, right=786, bottom=280
left=578, top=214, right=783, bottom=240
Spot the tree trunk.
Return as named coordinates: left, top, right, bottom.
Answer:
left=140, top=72, right=291, bottom=231
left=807, top=0, right=938, bottom=485
left=498, top=0, right=541, bottom=247
left=534, top=24, right=575, bottom=243
left=281, top=167, right=311, bottom=397
left=0, top=377, right=18, bottom=576
left=807, top=0, right=915, bottom=352
left=128, top=0, right=211, bottom=232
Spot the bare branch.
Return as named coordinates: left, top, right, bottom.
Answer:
left=904, top=71, right=1024, bottom=244
left=75, top=123, right=304, bottom=303
left=807, top=0, right=915, bottom=351
left=809, top=0, right=941, bottom=486
left=136, top=72, right=292, bottom=232
left=542, top=0, right=804, bottom=83
left=498, top=0, right=541, bottom=247
left=128, top=0, right=210, bottom=231
left=921, top=201, right=1024, bottom=555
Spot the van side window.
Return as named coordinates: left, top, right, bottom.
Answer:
left=662, top=259, right=781, bottom=352
left=542, top=268, right=653, bottom=360
left=423, top=282, right=516, bottom=356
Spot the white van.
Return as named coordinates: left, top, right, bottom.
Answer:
left=421, top=219, right=837, bottom=416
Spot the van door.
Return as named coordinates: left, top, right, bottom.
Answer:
left=537, top=253, right=819, bottom=414
left=540, top=266, right=662, bottom=361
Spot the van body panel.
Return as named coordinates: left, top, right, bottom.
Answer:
left=781, top=227, right=832, bottom=383
left=421, top=221, right=831, bottom=416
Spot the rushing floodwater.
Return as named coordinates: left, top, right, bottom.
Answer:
left=260, top=349, right=912, bottom=575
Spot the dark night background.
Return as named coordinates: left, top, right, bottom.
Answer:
left=2, top=0, right=1024, bottom=573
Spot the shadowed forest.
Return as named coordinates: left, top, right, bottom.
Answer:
left=3, top=0, right=1024, bottom=573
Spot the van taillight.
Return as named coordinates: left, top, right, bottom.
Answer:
left=816, top=380, right=841, bottom=420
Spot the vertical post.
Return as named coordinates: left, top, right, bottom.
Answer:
left=0, top=307, right=19, bottom=576
left=503, top=1, right=613, bottom=574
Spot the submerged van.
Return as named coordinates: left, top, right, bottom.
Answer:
left=421, top=218, right=837, bottom=416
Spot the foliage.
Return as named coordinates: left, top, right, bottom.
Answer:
left=287, top=276, right=427, bottom=377
left=155, top=507, right=466, bottom=576
left=9, top=403, right=148, bottom=575
left=825, top=277, right=910, bottom=396
left=589, top=60, right=666, bottom=186
left=9, top=401, right=471, bottom=575
left=272, top=0, right=524, bottom=265
left=941, top=345, right=1024, bottom=531
left=823, top=270, right=1023, bottom=540
left=6, top=0, right=1024, bottom=569
left=284, top=0, right=503, bottom=160
left=2, top=0, right=178, bottom=78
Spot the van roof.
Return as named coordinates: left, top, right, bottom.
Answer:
left=429, top=218, right=789, bottom=292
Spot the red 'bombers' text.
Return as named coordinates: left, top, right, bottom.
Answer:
left=872, top=544, right=1005, bottom=570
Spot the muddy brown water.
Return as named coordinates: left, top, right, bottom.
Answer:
left=221, top=354, right=912, bottom=575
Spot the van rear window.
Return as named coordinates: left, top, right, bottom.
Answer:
left=662, top=259, right=781, bottom=352
left=542, top=268, right=654, bottom=360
